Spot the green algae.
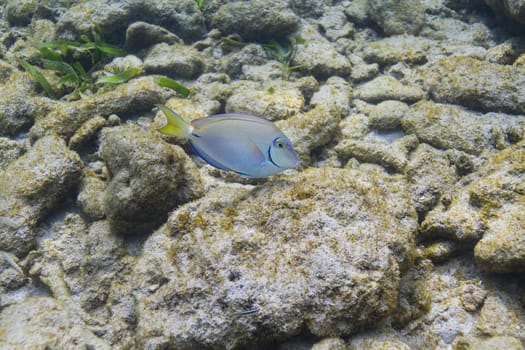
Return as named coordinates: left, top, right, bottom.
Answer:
left=21, top=25, right=128, bottom=100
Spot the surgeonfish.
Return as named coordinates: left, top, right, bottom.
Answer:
left=156, top=105, right=300, bottom=178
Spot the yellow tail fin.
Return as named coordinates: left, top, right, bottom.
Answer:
left=156, top=104, right=192, bottom=138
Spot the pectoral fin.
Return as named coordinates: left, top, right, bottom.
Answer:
left=247, top=141, right=267, bottom=166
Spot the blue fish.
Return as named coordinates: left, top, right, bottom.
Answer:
left=156, top=105, right=299, bottom=177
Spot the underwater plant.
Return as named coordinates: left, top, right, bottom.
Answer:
left=20, top=24, right=140, bottom=100
left=219, top=36, right=305, bottom=78
left=263, top=37, right=305, bottom=76
left=153, top=75, right=194, bottom=98
left=21, top=24, right=194, bottom=101
left=194, top=0, right=206, bottom=10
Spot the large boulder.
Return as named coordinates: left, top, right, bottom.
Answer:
left=133, top=167, right=418, bottom=349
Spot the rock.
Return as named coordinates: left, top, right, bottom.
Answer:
left=310, top=76, right=353, bottom=117
left=515, top=54, right=525, bottom=68
left=339, top=113, right=370, bottom=141
left=475, top=217, right=525, bottom=273
left=242, top=61, right=283, bottom=81
left=368, top=0, right=426, bottom=35
left=278, top=104, right=341, bottom=162
left=423, top=241, right=459, bottom=263
left=0, top=135, right=82, bottom=256
left=291, top=22, right=352, bottom=79
left=368, top=100, right=408, bottom=131
left=0, top=297, right=111, bottom=349
left=421, top=140, right=525, bottom=273
left=444, top=0, right=487, bottom=9
left=311, top=338, right=348, bottom=350
left=225, top=80, right=305, bottom=121
left=360, top=35, right=429, bottom=66
left=290, top=0, right=329, bottom=18
left=355, top=75, right=425, bottom=104
left=402, top=101, right=525, bottom=155
left=318, top=6, right=355, bottom=42
left=472, top=142, right=525, bottom=273
left=467, top=336, right=524, bottom=350
left=476, top=294, right=525, bottom=336
left=77, top=173, right=106, bottom=221
left=419, top=17, right=491, bottom=47
left=23, top=214, right=89, bottom=299
left=29, top=77, right=165, bottom=143
left=485, top=0, right=525, bottom=24
left=348, top=54, right=379, bottom=82
left=104, top=277, right=137, bottom=349
left=420, top=184, right=486, bottom=243
left=390, top=261, right=431, bottom=329
left=133, top=167, right=417, bottom=349
left=0, top=60, right=15, bottom=82
left=344, top=0, right=370, bottom=25
left=30, top=18, right=58, bottom=43
left=0, top=137, right=26, bottom=169
left=103, top=54, right=144, bottom=75
left=349, top=338, right=411, bottom=350
left=5, top=0, right=37, bottom=26
left=216, top=43, right=268, bottom=78
left=380, top=256, right=494, bottom=348
left=100, top=125, right=204, bottom=235
left=460, top=282, right=487, bottom=312
left=453, top=293, right=525, bottom=348
left=0, top=92, right=56, bottom=137
left=211, top=0, right=299, bottom=41
left=68, top=115, right=107, bottom=150
left=295, top=75, right=321, bottom=102
left=107, top=114, right=121, bottom=125
left=57, top=0, right=205, bottom=44
left=0, top=251, right=28, bottom=292
left=23, top=215, right=137, bottom=347
left=143, top=42, right=204, bottom=79
left=125, top=21, right=182, bottom=51
left=335, top=135, right=418, bottom=173
left=485, top=38, right=525, bottom=64
left=354, top=254, right=525, bottom=349
left=405, top=144, right=458, bottom=214
left=81, top=220, right=129, bottom=309
left=420, top=56, right=525, bottom=115
left=276, top=77, right=351, bottom=163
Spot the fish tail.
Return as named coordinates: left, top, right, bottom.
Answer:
left=156, top=104, right=192, bottom=138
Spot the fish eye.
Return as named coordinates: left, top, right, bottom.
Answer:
left=274, top=137, right=286, bottom=149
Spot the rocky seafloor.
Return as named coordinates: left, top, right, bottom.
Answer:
left=1, top=0, right=525, bottom=349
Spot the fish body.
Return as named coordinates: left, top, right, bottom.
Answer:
left=156, top=105, right=299, bottom=177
